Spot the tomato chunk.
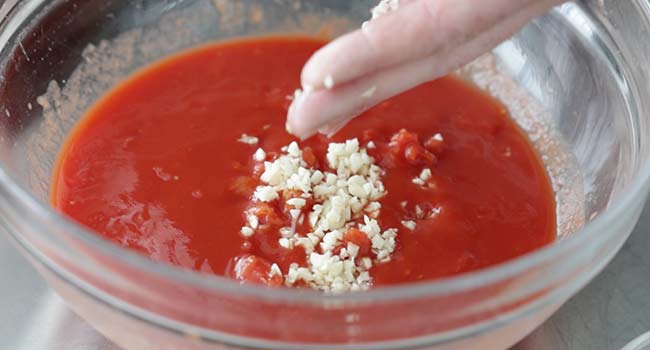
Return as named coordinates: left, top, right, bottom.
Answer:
left=342, top=228, right=372, bottom=257
left=232, top=255, right=284, bottom=287
left=248, top=203, right=285, bottom=227
left=404, top=143, right=435, bottom=165
left=389, top=129, right=436, bottom=166
left=302, top=146, right=318, bottom=168
left=361, top=129, right=381, bottom=143
left=424, top=135, right=445, bottom=155
left=280, top=189, right=309, bottom=216
left=390, top=129, right=419, bottom=145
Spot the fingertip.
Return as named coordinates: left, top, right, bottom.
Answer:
left=300, top=56, right=338, bottom=90
left=287, top=88, right=333, bottom=140
left=300, top=50, right=329, bottom=90
left=300, top=31, right=363, bottom=89
left=318, top=117, right=352, bottom=138
left=287, top=78, right=384, bottom=141
left=286, top=95, right=314, bottom=140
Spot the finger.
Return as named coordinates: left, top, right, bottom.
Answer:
left=288, top=0, right=560, bottom=139
left=301, top=0, right=556, bottom=90
left=318, top=117, right=350, bottom=138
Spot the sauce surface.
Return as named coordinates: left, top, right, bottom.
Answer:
left=51, top=37, right=556, bottom=287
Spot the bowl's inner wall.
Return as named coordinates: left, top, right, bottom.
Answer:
left=0, top=0, right=639, bottom=242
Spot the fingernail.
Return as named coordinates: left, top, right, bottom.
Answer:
left=324, top=74, right=334, bottom=90
left=318, top=117, right=350, bottom=138
left=286, top=88, right=317, bottom=140
left=361, top=86, right=377, bottom=99
left=302, top=84, right=314, bottom=94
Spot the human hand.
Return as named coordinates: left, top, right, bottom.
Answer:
left=286, top=0, right=566, bottom=139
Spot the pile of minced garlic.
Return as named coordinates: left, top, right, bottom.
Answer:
left=371, top=0, right=400, bottom=19
left=240, top=138, right=398, bottom=292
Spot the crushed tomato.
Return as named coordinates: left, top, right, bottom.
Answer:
left=50, top=36, right=556, bottom=287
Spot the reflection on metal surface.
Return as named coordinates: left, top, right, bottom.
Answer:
left=514, top=198, right=650, bottom=350
left=621, top=331, right=650, bottom=350
left=0, top=235, right=120, bottom=350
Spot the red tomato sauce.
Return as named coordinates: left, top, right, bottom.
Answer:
left=51, top=37, right=556, bottom=287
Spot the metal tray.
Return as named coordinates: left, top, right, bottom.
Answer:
left=2, top=199, right=650, bottom=350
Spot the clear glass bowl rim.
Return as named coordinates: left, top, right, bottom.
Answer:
left=1, top=0, right=649, bottom=304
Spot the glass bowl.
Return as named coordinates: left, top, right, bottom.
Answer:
left=0, top=0, right=648, bottom=349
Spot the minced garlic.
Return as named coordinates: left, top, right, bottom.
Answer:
left=241, top=138, right=398, bottom=292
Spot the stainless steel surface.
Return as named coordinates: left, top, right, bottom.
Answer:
left=0, top=198, right=648, bottom=350
left=514, top=199, right=650, bottom=350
